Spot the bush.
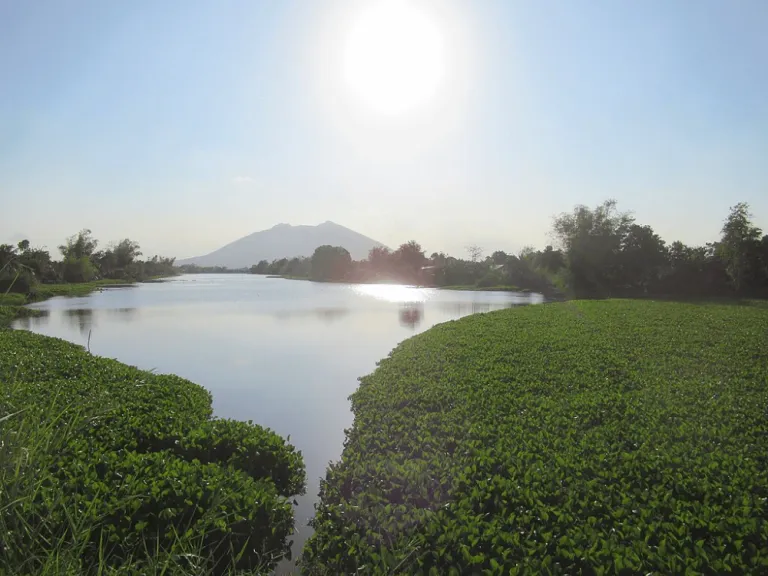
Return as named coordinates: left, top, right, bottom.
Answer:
left=0, top=330, right=305, bottom=574
left=302, top=300, right=768, bottom=574
left=61, top=256, right=97, bottom=282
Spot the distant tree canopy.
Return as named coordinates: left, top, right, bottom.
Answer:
left=0, top=231, right=177, bottom=294
left=310, top=246, right=352, bottom=282
left=549, top=200, right=768, bottom=298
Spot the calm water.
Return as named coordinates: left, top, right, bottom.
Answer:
left=13, top=274, right=542, bottom=569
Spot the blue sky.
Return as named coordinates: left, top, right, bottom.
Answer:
left=2, top=0, right=766, bottom=259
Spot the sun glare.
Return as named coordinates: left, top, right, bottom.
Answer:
left=342, top=0, right=446, bottom=115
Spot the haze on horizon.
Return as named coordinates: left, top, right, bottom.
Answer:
left=2, top=0, right=766, bottom=260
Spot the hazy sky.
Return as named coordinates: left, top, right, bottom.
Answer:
left=2, top=0, right=766, bottom=259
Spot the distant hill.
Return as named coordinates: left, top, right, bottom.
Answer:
left=176, top=221, right=386, bottom=269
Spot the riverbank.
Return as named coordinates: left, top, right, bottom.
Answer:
left=0, top=279, right=305, bottom=574
left=303, top=298, right=768, bottom=574
left=1, top=280, right=131, bottom=327
left=440, top=284, right=530, bottom=292
left=0, top=276, right=178, bottom=308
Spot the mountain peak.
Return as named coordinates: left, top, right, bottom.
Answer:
left=177, top=222, right=385, bottom=268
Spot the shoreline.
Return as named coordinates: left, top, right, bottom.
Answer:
left=0, top=276, right=176, bottom=327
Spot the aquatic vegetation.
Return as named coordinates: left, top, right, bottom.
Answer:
left=303, top=299, right=768, bottom=574
left=0, top=330, right=305, bottom=574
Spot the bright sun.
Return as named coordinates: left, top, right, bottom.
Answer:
left=343, top=0, right=446, bottom=115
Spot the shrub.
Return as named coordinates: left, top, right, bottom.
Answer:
left=61, top=256, right=97, bottom=283
left=302, top=300, right=768, bottom=574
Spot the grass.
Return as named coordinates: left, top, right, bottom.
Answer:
left=0, top=279, right=135, bottom=307
left=0, top=330, right=305, bottom=574
left=302, top=299, right=768, bottom=574
left=28, top=279, right=135, bottom=302
left=0, top=292, right=27, bottom=306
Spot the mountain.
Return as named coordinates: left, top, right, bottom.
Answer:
left=176, top=221, right=386, bottom=269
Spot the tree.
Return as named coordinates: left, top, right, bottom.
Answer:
left=491, top=251, right=508, bottom=265
left=536, top=246, right=564, bottom=274
left=59, top=229, right=98, bottom=260
left=429, top=252, right=447, bottom=265
left=251, top=260, right=270, bottom=274
left=618, top=224, right=667, bottom=292
left=368, top=246, right=392, bottom=274
left=61, top=256, right=97, bottom=283
left=393, top=241, right=427, bottom=282
left=17, top=242, right=57, bottom=283
left=718, top=202, right=764, bottom=294
left=466, top=245, right=484, bottom=263
left=552, top=200, right=634, bottom=297
left=0, top=241, right=55, bottom=292
left=113, top=239, right=142, bottom=269
left=311, top=246, right=352, bottom=281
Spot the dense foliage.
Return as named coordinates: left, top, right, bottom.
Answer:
left=303, top=299, right=768, bottom=574
left=310, top=245, right=353, bottom=281
left=0, top=229, right=177, bottom=297
left=0, top=330, right=305, bottom=574
left=549, top=200, right=768, bottom=298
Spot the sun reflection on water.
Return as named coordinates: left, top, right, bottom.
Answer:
left=350, top=283, right=434, bottom=303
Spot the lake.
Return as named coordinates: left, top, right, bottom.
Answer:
left=13, top=274, right=543, bottom=570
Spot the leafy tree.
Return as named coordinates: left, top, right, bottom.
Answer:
left=113, top=239, right=142, bottom=269
left=311, top=246, right=352, bottom=281
left=368, top=246, right=392, bottom=271
left=429, top=252, right=447, bottom=265
left=61, top=256, right=97, bottom=283
left=536, top=246, right=565, bottom=274
left=491, top=251, right=508, bottom=265
left=92, top=249, right=118, bottom=278
left=618, top=224, right=668, bottom=292
left=251, top=260, right=270, bottom=274
left=0, top=241, right=53, bottom=293
left=552, top=200, right=634, bottom=297
left=59, top=229, right=98, bottom=260
left=393, top=241, right=427, bottom=282
left=0, top=243, right=18, bottom=273
left=717, top=202, right=764, bottom=294
left=17, top=242, right=57, bottom=284
left=281, top=257, right=310, bottom=277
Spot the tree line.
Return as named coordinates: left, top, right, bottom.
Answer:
left=0, top=229, right=178, bottom=294
left=251, top=201, right=768, bottom=299
left=548, top=200, right=768, bottom=298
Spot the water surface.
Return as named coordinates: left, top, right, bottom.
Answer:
left=14, top=274, right=542, bottom=567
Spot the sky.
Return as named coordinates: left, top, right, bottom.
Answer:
left=1, top=0, right=766, bottom=259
